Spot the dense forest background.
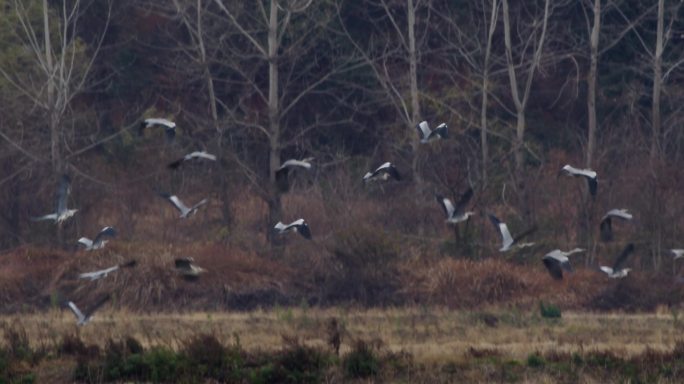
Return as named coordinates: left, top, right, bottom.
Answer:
left=1, top=0, right=684, bottom=311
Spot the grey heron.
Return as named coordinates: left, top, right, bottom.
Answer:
left=671, top=249, right=684, bottom=260
left=274, top=218, right=312, bottom=240
left=175, top=257, right=206, bottom=280
left=600, top=209, right=633, bottom=242
left=275, top=157, right=314, bottom=192
left=77, top=226, right=117, bottom=251
left=560, top=164, right=598, bottom=197
left=599, top=243, right=635, bottom=278
left=542, top=248, right=584, bottom=280
left=168, top=151, right=217, bottom=169
left=140, top=117, right=176, bottom=141
left=435, top=188, right=475, bottom=224
left=158, top=193, right=208, bottom=218
left=78, top=260, right=136, bottom=281
left=488, top=214, right=537, bottom=252
left=363, top=162, right=401, bottom=183
left=67, top=294, right=110, bottom=326
left=416, top=121, right=448, bottom=143
left=31, top=174, right=78, bottom=224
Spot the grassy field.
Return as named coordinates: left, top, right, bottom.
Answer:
left=3, top=306, right=684, bottom=383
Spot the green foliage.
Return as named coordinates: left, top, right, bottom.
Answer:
left=539, top=302, right=562, bottom=319
left=526, top=353, right=545, bottom=368
left=274, top=339, right=329, bottom=384
left=343, top=340, right=380, bottom=379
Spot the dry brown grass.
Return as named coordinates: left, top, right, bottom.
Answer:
left=3, top=307, right=683, bottom=365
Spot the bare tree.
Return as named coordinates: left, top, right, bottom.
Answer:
left=336, top=0, right=431, bottom=186
left=205, top=0, right=360, bottom=245
left=0, top=0, right=111, bottom=174
left=480, top=0, right=499, bottom=185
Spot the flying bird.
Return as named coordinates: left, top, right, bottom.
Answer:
left=435, top=188, right=475, bottom=224
left=542, top=248, right=584, bottom=280
left=275, top=157, right=314, bottom=192
left=416, top=121, right=448, bottom=143
left=274, top=218, right=312, bottom=240
left=167, top=151, right=217, bottom=169
left=31, top=174, right=78, bottom=224
left=560, top=164, right=598, bottom=197
left=140, top=117, right=177, bottom=141
left=78, top=260, right=137, bottom=281
left=599, top=243, right=635, bottom=278
left=600, top=209, right=633, bottom=242
left=174, top=257, right=206, bottom=280
left=363, top=162, right=401, bottom=183
left=67, top=294, right=110, bottom=326
left=158, top=193, right=208, bottom=218
left=488, top=214, right=537, bottom=252
left=77, top=226, right=117, bottom=251
left=671, top=249, right=684, bottom=260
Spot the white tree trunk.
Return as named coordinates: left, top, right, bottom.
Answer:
left=651, top=0, right=664, bottom=161
left=268, top=0, right=282, bottom=241
left=408, top=0, right=422, bottom=187
left=586, top=0, right=600, bottom=169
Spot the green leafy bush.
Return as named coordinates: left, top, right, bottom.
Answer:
left=539, top=302, right=561, bottom=319
left=343, top=340, right=380, bottom=378
left=526, top=353, right=545, bottom=368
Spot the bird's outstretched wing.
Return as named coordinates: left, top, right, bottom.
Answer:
left=78, top=266, right=116, bottom=281
left=513, top=225, right=537, bottom=243
left=488, top=214, right=513, bottom=249
left=297, top=222, right=312, bottom=239
left=68, top=301, right=85, bottom=323
left=416, top=121, right=430, bottom=140
left=612, top=243, right=635, bottom=271
left=600, top=217, right=613, bottom=242
left=432, top=123, right=448, bottom=139
left=77, top=237, right=93, bottom=248
left=453, top=188, right=473, bottom=214
left=85, top=294, right=111, bottom=318
left=175, top=258, right=193, bottom=270
left=191, top=199, right=208, bottom=211
left=93, top=227, right=117, bottom=245
left=436, top=195, right=455, bottom=218
left=385, top=164, right=401, bottom=181
left=158, top=193, right=188, bottom=214
left=587, top=177, right=597, bottom=197
left=542, top=257, right=564, bottom=280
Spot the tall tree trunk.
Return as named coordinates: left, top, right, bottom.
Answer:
left=650, top=0, right=664, bottom=161
left=502, top=0, right=528, bottom=217
left=649, top=0, right=665, bottom=269
left=267, top=0, right=282, bottom=245
left=501, top=0, right=549, bottom=219
left=44, top=0, right=61, bottom=174
left=583, top=0, right=601, bottom=266
left=408, top=0, right=421, bottom=187
left=586, top=0, right=600, bottom=169
left=481, top=0, right=498, bottom=187
left=197, top=0, right=220, bottom=135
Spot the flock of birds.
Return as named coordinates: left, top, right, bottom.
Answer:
left=26, top=118, right=682, bottom=324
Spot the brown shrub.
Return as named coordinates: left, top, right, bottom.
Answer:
left=421, top=258, right=543, bottom=308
